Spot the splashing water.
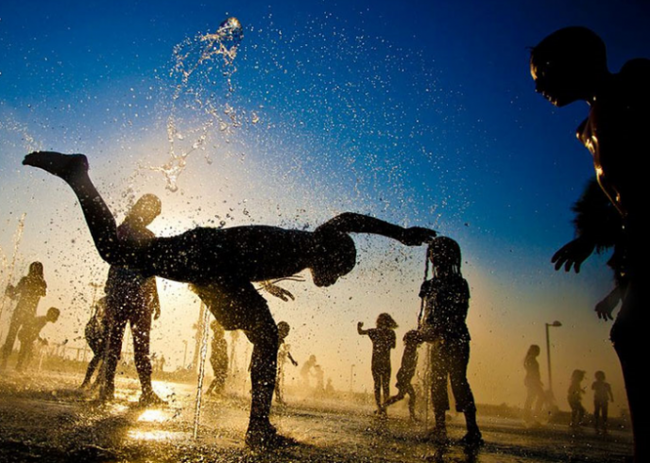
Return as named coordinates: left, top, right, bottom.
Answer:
left=0, top=213, right=27, bottom=321
left=0, top=117, right=43, bottom=154
left=193, top=302, right=211, bottom=439
left=153, top=17, right=244, bottom=192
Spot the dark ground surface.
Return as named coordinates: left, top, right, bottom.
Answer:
left=0, top=370, right=634, bottom=463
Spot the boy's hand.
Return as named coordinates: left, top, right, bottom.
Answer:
left=551, top=237, right=595, bottom=273
left=357, top=322, right=364, bottom=329
left=400, top=227, right=437, bottom=246
left=595, top=298, right=615, bottom=321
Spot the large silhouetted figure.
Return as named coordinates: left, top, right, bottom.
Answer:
left=1, top=262, right=47, bottom=369
left=531, top=27, right=649, bottom=461
left=101, top=194, right=164, bottom=406
left=420, top=237, right=481, bottom=446
left=358, top=313, right=398, bottom=416
left=23, top=151, right=435, bottom=449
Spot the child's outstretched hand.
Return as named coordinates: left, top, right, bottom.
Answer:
left=357, top=322, right=364, bottom=329
left=551, top=237, right=595, bottom=273
left=400, top=227, right=437, bottom=246
left=595, top=297, right=616, bottom=321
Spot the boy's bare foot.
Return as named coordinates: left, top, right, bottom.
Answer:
left=23, top=151, right=89, bottom=180
left=138, top=391, right=167, bottom=407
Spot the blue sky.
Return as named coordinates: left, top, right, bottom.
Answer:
left=1, top=0, right=648, bottom=404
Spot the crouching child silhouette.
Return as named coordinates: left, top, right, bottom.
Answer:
left=16, top=307, right=60, bottom=371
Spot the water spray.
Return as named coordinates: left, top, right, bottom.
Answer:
left=0, top=213, right=27, bottom=323
left=192, top=302, right=211, bottom=439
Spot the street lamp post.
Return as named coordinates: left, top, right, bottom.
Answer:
left=545, top=320, right=562, bottom=393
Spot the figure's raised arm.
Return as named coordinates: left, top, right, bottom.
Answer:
left=357, top=321, right=368, bottom=335
left=316, top=213, right=435, bottom=246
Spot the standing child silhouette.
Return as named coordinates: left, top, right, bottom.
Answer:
left=420, top=237, right=482, bottom=446
left=358, top=313, right=398, bottom=416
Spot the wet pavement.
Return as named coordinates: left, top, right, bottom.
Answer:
left=0, top=371, right=633, bottom=462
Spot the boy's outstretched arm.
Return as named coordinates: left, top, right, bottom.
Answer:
left=317, top=213, right=435, bottom=246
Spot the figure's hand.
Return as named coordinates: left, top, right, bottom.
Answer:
left=291, top=359, right=298, bottom=367
left=154, top=306, right=161, bottom=320
left=262, top=282, right=295, bottom=302
left=595, top=297, right=616, bottom=322
left=357, top=322, right=364, bottom=329
left=551, top=237, right=595, bottom=273
left=400, top=227, right=437, bottom=246
left=5, top=284, right=14, bottom=297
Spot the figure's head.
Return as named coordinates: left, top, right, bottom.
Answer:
left=376, top=313, right=398, bottom=330
left=404, top=329, right=423, bottom=346
left=277, top=321, right=291, bottom=340
left=46, top=307, right=60, bottom=323
left=28, top=261, right=44, bottom=277
left=311, top=231, right=356, bottom=287
left=530, top=27, right=608, bottom=107
left=527, top=344, right=541, bottom=358
left=428, top=236, right=462, bottom=275
left=571, top=369, right=586, bottom=382
left=127, top=194, right=161, bottom=226
left=595, top=370, right=606, bottom=381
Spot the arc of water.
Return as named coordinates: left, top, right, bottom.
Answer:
left=193, top=301, right=211, bottom=439
left=0, top=213, right=27, bottom=322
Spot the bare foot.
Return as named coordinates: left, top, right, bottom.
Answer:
left=23, top=151, right=88, bottom=180
left=138, top=392, right=167, bottom=407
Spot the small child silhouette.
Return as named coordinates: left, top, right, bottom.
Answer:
left=16, top=307, right=60, bottom=371
left=568, top=369, right=587, bottom=429
left=592, top=370, right=614, bottom=435
left=358, top=313, right=398, bottom=416
left=382, top=329, right=424, bottom=420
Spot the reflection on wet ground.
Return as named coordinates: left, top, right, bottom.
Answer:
left=0, top=371, right=632, bottom=462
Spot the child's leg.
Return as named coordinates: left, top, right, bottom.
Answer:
left=372, top=369, right=382, bottom=411
left=1, top=317, right=23, bottom=368
left=430, top=345, right=450, bottom=433
left=81, top=352, right=102, bottom=388
left=406, top=384, right=417, bottom=419
left=23, top=153, right=125, bottom=265
left=130, top=306, right=160, bottom=403
left=15, top=340, right=33, bottom=371
left=381, top=368, right=391, bottom=405
left=100, top=309, right=128, bottom=401
left=448, top=342, right=480, bottom=433
left=383, top=389, right=406, bottom=408
left=196, top=280, right=280, bottom=446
